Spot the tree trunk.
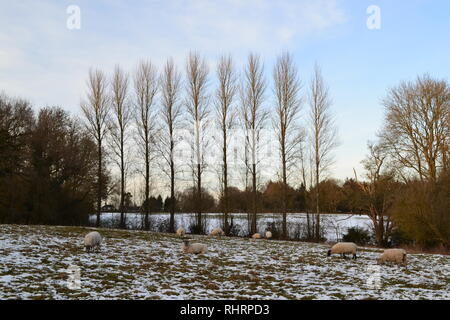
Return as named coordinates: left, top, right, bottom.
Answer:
left=169, top=142, right=175, bottom=233
left=252, top=163, right=257, bottom=235
left=197, top=163, right=202, bottom=233
left=282, top=142, right=288, bottom=239
left=223, top=128, right=229, bottom=235
left=144, top=136, right=150, bottom=230
left=306, top=211, right=311, bottom=239
left=120, top=130, right=126, bottom=229
left=315, top=161, right=320, bottom=241
left=96, top=138, right=102, bottom=227
left=373, top=213, right=385, bottom=246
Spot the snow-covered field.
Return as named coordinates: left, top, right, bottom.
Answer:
left=0, top=224, right=449, bottom=300
left=90, top=212, right=373, bottom=242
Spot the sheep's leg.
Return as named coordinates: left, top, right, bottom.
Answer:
left=353, top=253, right=357, bottom=260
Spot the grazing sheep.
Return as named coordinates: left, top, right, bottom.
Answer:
left=209, top=227, right=224, bottom=237
left=265, top=231, right=272, bottom=239
left=377, top=249, right=407, bottom=265
left=181, top=239, right=207, bottom=254
left=84, top=231, right=102, bottom=252
left=252, top=233, right=262, bottom=239
left=327, top=242, right=358, bottom=259
left=176, top=228, right=185, bottom=237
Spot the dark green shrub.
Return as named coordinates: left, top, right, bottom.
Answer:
left=388, top=227, right=414, bottom=247
left=342, top=227, right=372, bottom=245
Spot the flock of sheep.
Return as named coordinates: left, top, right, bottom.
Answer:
left=326, top=242, right=408, bottom=265
left=83, top=228, right=408, bottom=266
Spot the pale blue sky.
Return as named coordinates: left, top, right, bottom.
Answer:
left=1, top=0, right=449, bottom=184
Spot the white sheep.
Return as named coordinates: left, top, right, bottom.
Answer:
left=181, top=239, right=207, bottom=254
left=252, top=233, right=262, bottom=239
left=176, top=227, right=185, bottom=237
left=84, top=231, right=102, bottom=252
left=265, top=231, right=272, bottom=239
left=327, top=242, right=358, bottom=259
left=377, top=249, right=407, bottom=265
left=209, top=227, right=224, bottom=237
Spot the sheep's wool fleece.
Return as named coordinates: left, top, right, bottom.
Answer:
left=84, top=231, right=102, bottom=247
left=183, top=243, right=207, bottom=254
left=378, top=249, right=407, bottom=263
left=210, top=228, right=223, bottom=236
left=331, top=242, right=357, bottom=254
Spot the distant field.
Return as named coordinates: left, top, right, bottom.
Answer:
left=0, top=224, right=448, bottom=300
left=90, top=212, right=372, bottom=241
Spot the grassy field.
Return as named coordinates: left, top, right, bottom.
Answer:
left=0, top=224, right=448, bottom=300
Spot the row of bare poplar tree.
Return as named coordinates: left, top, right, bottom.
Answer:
left=81, top=52, right=338, bottom=240
left=80, top=51, right=449, bottom=247
left=0, top=54, right=447, bottom=246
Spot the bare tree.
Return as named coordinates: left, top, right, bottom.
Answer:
left=237, top=114, right=252, bottom=235
left=308, top=64, right=338, bottom=241
left=295, top=131, right=312, bottom=239
left=109, top=65, right=130, bottom=229
left=353, top=142, right=396, bottom=246
left=380, top=75, right=450, bottom=182
left=133, top=60, right=158, bottom=230
left=214, top=54, right=237, bottom=235
left=297, top=131, right=309, bottom=189
left=185, top=52, right=210, bottom=234
left=81, top=68, right=109, bottom=227
left=273, top=52, right=303, bottom=239
left=240, top=53, right=268, bottom=235
left=159, top=58, right=183, bottom=233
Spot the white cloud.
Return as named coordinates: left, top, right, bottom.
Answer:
left=0, top=0, right=347, bottom=112
left=0, top=0, right=353, bottom=194
left=165, top=0, right=346, bottom=56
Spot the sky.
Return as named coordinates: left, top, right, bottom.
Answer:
left=1, top=0, right=449, bottom=193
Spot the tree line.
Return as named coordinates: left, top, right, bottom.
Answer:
left=0, top=51, right=448, bottom=248
left=79, top=52, right=337, bottom=241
